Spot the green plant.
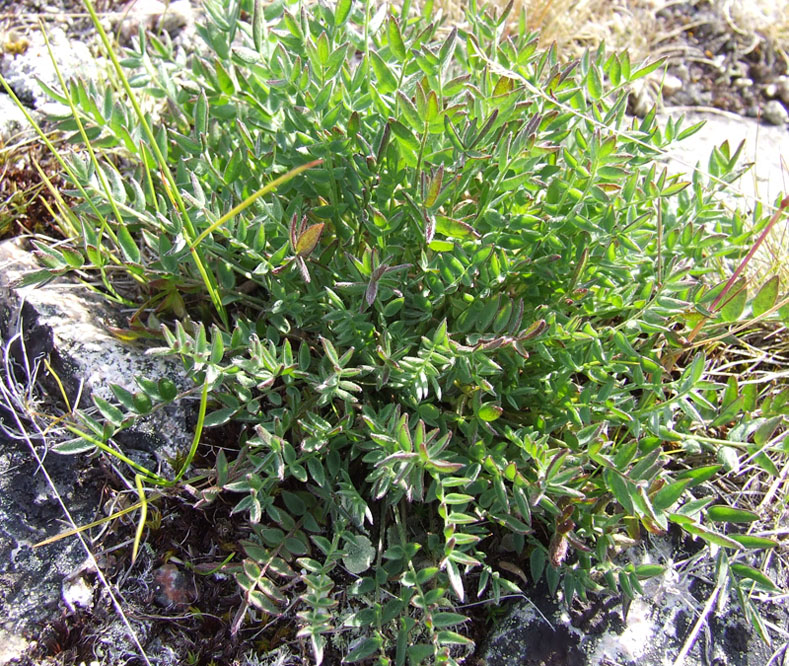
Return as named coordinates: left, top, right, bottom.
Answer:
left=8, top=0, right=789, bottom=662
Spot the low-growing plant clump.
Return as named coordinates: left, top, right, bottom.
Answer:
left=5, top=0, right=789, bottom=662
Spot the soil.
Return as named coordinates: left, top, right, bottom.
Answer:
left=653, top=1, right=789, bottom=119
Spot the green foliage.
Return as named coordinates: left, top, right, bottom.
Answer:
left=20, top=0, right=789, bottom=661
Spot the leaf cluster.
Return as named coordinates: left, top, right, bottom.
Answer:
left=18, top=0, right=789, bottom=661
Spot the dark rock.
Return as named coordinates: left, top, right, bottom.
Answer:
left=153, top=563, right=196, bottom=609
left=0, top=397, right=104, bottom=664
left=482, top=566, right=784, bottom=666
left=0, top=239, right=196, bottom=664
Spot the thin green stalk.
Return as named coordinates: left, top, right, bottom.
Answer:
left=411, top=125, right=429, bottom=193
left=685, top=195, right=789, bottom=345
left=141, top=141, right=161, bottom=216
left=132, top=473, right=148, bottom=562
left=0, top=76, right=131, bottom=280
left=34, top=165, right=134, bottom=305
left=40, top=23, right=145, bottom=286
left=33, top=492, right=163, bottom=548
left=172, top=378, right=209, bottom=483
left=186, top=552, right=236, bottom=575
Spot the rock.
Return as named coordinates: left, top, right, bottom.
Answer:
left=62, top=574, right=95, bottom=613
left=116, top=0, right=195, bottom=42
left=629, top=78, right=654, bottom=118
left=777, top=76, right=789, bottom=106
left=661, top=109, right=789, bottom=210
left=0, top=239, right=193, bottom=466
left=748, top=62, right=772, bottom=83
left=0, top=397, right=104, bottom=665
left=661, top=74, right=683, bottom=98
left=762, top=100, right=789, bottom=126
left=672, top=63, right=690, bottom=84
left=0, top=93, right=34, bottom=143
left=482, top=554, right=780, bottom=666
left=0, top=28, right=98, bottom=108
left=0, top=627, right=30, bottom=665
left=733, top=77, right=754, bottom=89
left=0, top=238, right=196, bottom=664
left=153, top=563, right=196, bottom=608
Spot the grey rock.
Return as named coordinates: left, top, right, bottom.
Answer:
left=0, top=239, right=193, bottom=464
left=660, top=109, right=789, bottom=210
left=0, top=28, right=98, bottom=108
left=778, top=76, right=789, bottom=106
left=0, top=93, right=34, bottom=144
left=0, top=627, right=30, bottom=665
left=482, top=555, right=780, bottom=666
left=0, top=238, right=195, bottom=664
left=762, top=100, right=789, bottom=126
left=662, top=73, right=683, bottom=98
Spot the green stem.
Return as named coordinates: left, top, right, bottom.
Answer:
left=173, top=379, right=210, bottom=483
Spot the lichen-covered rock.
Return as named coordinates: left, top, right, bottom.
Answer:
left=0, top=238, right=193, bottom=464
left=0, top=238, right=197, bottom=664
left=0, top=400, right=104, bottom=665
left=763, top=99, right=789, bottom=126
left=115, top=0, right=196, bottom=42
left=0, top=28, right=98, bottom=108
left=0, top=92, right=33, bottom=144
left=481, top=545, right=781, bottom=666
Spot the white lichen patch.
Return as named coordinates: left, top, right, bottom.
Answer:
left=587, top=596, right=654, bottom=663
left=0, top=627, right=29, bottom=665
left=62, top=576, right=94, bottom=614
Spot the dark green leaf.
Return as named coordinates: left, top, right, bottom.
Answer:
left=117, top=224, right=141, bottom=264
left=730, top=563, right=779, bottom=590
left=93, top=395, right=124, bottom=427
left=53, top=438, right=96, bottom=455
left=675, top=465, right=721, bottom=487
left=753, top=275, right=780, bottom=317
left=706, top=505, right=759, bottom=523
left=728, top=534, right=778, bottom=549
left=586, top=65, right=602, bottom=100
left=252, top=0, right=266, bottom=51
left=388, top=17, right=406, bottom=61
left=345, top=635, right=383, bottom=662
left=652, top=478, right=690, bottom=511
left=719, top=279, right=747, bottom=322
